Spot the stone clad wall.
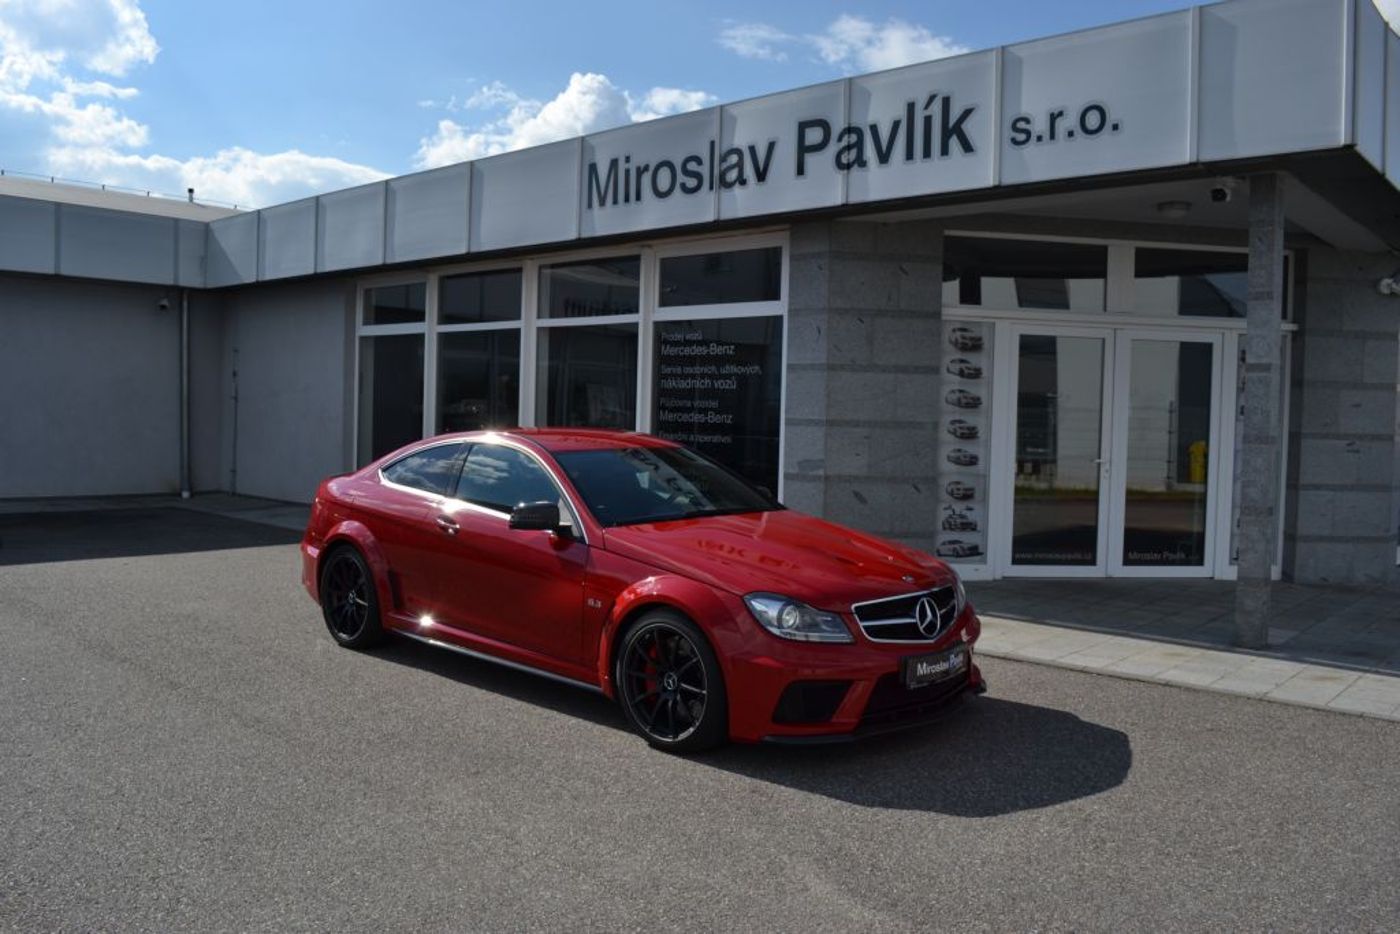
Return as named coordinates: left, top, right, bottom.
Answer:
left=1288, top=248, right=1400, bottom=587
left=783, top=220, right=945, bottom=554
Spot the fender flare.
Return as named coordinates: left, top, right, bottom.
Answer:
left=318, top=520, right=396, bottom=618
left=595, top=574, right=743, bottom=698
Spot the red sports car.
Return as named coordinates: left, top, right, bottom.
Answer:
left=302, top=429, right=984, bottom=751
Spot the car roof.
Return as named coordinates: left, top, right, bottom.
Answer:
left=431, top=428, right=682, bottom=454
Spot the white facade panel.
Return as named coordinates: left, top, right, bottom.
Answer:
left=579, top=108, right=720, bottom=238
left=318, top=182, right=385, bottom=272
left=1198, top=0, right=1349, bottom=161
left=59, top=205, right=174, bottom=284
left=207, top=212, right=258, bottom=287
left=1001, top=12, right=1192, bottom=185
left=0, top=196, right=56, bottom=274
left=258, top=198, right=316, bottom=280
left=471, top=139, right=580, bottom=251
left=386, top=163, right=469, bottom=263
left=846, top=51, right=997, bottom=204
left=176, top=218, right=206, bottom=287
left=718, top=81, right=846, bottom=220
left=1354, top=0, right=1388, bottom=170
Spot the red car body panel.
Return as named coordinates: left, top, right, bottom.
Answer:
left=302, top=429, right=983, bottom=743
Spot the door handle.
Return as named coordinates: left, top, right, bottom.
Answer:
left=435, top=515, right=459, bottom=535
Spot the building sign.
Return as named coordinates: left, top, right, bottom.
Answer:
left=652, top=317, right=783, bottom=494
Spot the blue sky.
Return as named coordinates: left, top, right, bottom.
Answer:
left=2, top=0, right=1396, bottom=208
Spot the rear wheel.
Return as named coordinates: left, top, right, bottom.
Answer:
left=615, top=611, right=728, bottom=753
left=318, top=546, right=384, bottom=649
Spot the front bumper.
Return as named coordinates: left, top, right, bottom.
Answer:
left=716, top=600, right=985, bottom=744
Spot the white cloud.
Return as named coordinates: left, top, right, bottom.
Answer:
left=717, top=22, right=794, bottom=62
left=47, top=146, right=388, bottom=209
left=811, top=15, right=967, bottom=72
left=718, top=14, right=967, bottom=72
left=1377, top=0, right=1400, bottom=29
left=0, top=0, right=387, bottom=207
left=414, top=73, right=716, bottom=169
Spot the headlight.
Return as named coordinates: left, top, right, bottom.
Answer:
left=743, top=593, right=853, bottom=643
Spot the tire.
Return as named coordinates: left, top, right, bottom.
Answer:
left=615, top=610, right=728, bottom=753
left=318, top=545, right=385, bottom=649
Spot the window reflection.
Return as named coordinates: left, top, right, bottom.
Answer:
left=943, top=237, right=1107, bottom=312
left=536, top=324, right=638, bottom=428
left=358, top=334, right=424, bottom=465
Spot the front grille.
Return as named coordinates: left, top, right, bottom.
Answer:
left=858, top=672, right=968, bottom=733
left=851, top=586, right=958, bottom=642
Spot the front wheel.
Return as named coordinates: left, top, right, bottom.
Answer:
left=318, top=546, right=384, bottom=649
left=615, top=612, right=728, bottom=753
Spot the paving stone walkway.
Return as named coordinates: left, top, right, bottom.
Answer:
left=969, top=579, right=1400, bottom=721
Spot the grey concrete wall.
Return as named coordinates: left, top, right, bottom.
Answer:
left=188, top=291, right=226, bottom=493
left=221, top=278, right=355, bottom=503
left=1287, top=248, right=1400, bottom=587
left=0, top=274, right=181, bottom=497
left=783, top=220, right=945, bottom=554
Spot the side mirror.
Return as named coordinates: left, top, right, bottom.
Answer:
left=509, top=500, right=561, bottom=532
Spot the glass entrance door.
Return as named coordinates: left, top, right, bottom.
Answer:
left=996, top=326, right=1222, bottom=577
left=1003, top=328, right=1112, bottom=575
left=1107, top=331, right=1221, bottom=577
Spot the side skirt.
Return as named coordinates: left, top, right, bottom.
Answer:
left=394, top=629, right=604, bottom=695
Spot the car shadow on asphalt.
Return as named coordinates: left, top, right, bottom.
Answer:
left=705, top=697, right=1133, bottom=816
left=0, top=509, right=302, bottom=566
left=372, top=635, right=1132, bottom=817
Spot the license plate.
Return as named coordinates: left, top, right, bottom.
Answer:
left=902, top=645, right=969, bottom=689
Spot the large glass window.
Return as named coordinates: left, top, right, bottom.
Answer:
left=1131, top=248, right=1285, bottom=319
left=357, top=334, right=424, bottom=465
left=539, top=256, right=640, bottom=318
left=652, top=317, right=783, bottom=494
left=943, top=237, right=1107, bottom=312
left=659, top=247, right=782, bottom=307
left=363, top=283, right=426, bottom=325
left=438, top=330, right=520, bottom=432
left=440, top=269, right=521, bottom=324
left=536, top=324, right=638, bottom=428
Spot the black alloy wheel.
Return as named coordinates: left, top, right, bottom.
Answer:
left=616, top=612, right=727, bottom=752
left=319, top=547, right=384, bottom=649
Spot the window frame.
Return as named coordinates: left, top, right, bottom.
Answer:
left=941, top=231, right=1295, bottom=327
left=354, top=230, right=790, bottom=496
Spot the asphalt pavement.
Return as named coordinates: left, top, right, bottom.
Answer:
left=0, top=509, right=1397, bottom=932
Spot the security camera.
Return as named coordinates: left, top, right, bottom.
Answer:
left=1209, top=178, right=1238, bottom=203
left=157, top=298, right=171, bottom=311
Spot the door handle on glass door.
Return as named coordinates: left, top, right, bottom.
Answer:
left=435, top=515, right=459, bottom=535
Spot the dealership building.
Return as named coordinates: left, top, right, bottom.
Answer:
left=3, top=0, right=1400, bottom=637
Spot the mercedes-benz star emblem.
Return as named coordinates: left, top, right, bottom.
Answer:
left=914, top=596, right=939, bottom=636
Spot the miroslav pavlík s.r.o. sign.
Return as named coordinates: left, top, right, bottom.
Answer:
left=586, top=93, right=1123, bottom=210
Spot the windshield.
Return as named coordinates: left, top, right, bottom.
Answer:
left=554, top=445, right=781, bottom=527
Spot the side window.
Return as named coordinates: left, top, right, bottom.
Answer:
left=456, top=445, right=561, bottom=513
left=381, top=443, right=465, bottom=495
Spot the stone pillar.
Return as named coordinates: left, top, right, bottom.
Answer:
left=783, top=220, right=945, bottom=553
left=1235, top=174, right=1286, bottom=648
left=1288, top=249, right=1400, bottom=587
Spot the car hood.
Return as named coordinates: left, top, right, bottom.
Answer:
left=601, top=509, right=953, bottom=611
